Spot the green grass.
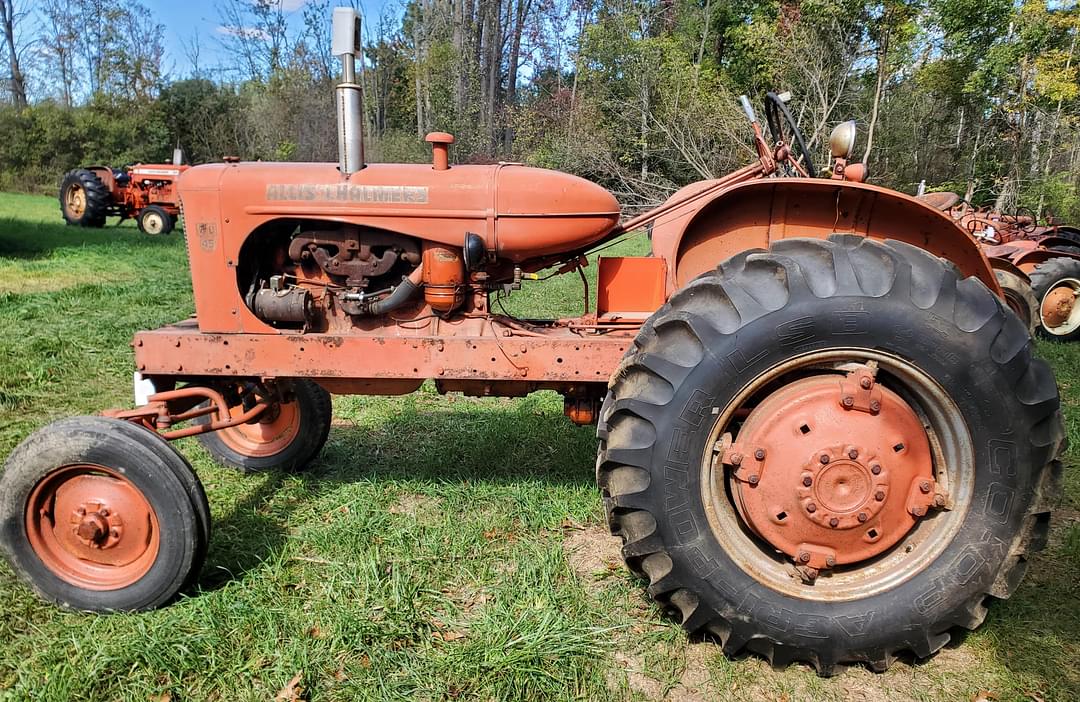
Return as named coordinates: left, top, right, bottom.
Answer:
left=0, top=191, right=1076, bottom=701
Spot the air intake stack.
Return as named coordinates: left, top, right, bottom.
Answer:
left=332, top=8, right=364, bottom=175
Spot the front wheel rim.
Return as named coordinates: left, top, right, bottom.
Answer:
left=700, top=348, right=974, bottom=601
left=142, top=212, right=165, bottom=234
left=215, top=400, right=301, bottom=457
left=25, top=464, right=160, bottom=590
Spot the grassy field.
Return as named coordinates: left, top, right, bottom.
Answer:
left=0, top=191, right=1077, bottom=701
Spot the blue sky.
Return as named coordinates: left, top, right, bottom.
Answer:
left=149, top=0, right=402, bottom=78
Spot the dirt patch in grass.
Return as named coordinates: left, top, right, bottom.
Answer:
left=563, top=524, right=622, bottom=589
left=388, top=493, right=443, bottom=524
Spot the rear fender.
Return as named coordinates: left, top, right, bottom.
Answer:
left=85, top=166, right=116, bottom=194
left=650, top=178, right=999, bottom=295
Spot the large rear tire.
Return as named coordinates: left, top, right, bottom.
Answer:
left=59, top=169, right=109, bottom=228
left=1030, top=256, right=1080, bottom=340
left=196, top=380, right=332, bottom=472
left=0, top=417, right=209, bottom=611
left=598, top=235, right=1062, bottom=674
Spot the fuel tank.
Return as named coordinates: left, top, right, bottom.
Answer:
left=180, top=161, right=621, bottom=262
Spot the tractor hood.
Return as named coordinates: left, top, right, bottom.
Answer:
left=179, top=161, right=621, bottom=261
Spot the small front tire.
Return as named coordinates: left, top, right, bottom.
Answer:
left=0, top=417, right=209, bottom=612
left=137, top=205, right=175, bottom=235
left=196, top=380, right=333, bottom=472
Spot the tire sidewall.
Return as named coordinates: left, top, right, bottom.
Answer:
left=643, top=291, right=1042, bottom=651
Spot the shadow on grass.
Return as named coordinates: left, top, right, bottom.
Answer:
left=0, top=215, right=182, bottom=259
left=198, top=397, right=597, bottom=591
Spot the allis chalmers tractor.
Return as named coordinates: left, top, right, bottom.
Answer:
left=0, top=9, right=1063, bottom=676
left=60, top=161, right=188, bottom=235
left=919, top=192, right=1080, bottom=339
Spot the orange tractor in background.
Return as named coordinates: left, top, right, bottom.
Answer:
left=60, top=161, right=188, bottom=235
left=2, top=9, right=1063, bottom=676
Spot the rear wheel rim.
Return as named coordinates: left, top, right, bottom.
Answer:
left=1039, top=278, right=1080, bottom=335
left=25, top=464, right=160, bottom=590
left=700, top=348, right=974, bottom=601
left=216, top=399, right=301, bottom=457
left=65, top=185, right=86, bottom=218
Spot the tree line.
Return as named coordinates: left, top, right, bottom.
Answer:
left=1, top=0, right=1079, bottom=221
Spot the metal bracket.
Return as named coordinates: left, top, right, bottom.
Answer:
left=838, top=363, right=883, bottom=414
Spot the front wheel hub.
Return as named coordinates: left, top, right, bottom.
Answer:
left=723, top=368, right=938, bottom=572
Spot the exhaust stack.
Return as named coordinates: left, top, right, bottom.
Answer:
left=332, top=8, right=364, bottom=175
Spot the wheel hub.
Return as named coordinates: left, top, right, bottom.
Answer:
left=721, top=367, right=942, bottom=575
left=26, top=465, right=159, bottom=589
left=1042, top=284, right=1078, bottom=329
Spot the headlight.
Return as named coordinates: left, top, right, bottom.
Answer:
left=829, top=121, right=857, bottom=159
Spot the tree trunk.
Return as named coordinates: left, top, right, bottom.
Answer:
left=0, top=0, right=27, bottom=109
left=413, top=5, right=426, bottom=138
left=862, top=27, right=889, bottom=165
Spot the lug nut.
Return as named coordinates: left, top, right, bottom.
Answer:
left=754, top=448, right=766, bottom=461
left=842, top=396, right=855, bottom=408
left=748, top=474, right=759, bottom=485
left=848, top=448, right=859, bottom=459
left=933, top=494, right=946, bottom=508
left=860, top=377, right=872, bottom=389
left=798, top=551, right=811, bottom=563
left=913, top=506, right=926, bottom=517
left=869, top=400, right=881, bottom=413
left=729, top=453, right=743, bottom=466
left=871, top=463, right=882, bottom=475
left=919, top=480, right=931, bottom=493
left=806, top=503, right=817, bottom=513
left=802, top=476, right=813, bottom=487
left=820, top=454, right=831, bottom=465
left=857, top=512, right=868, bottom=523
left=875, top=490, right=886, bottom=501
left=825, top=555, right=836, bottom=567
left=110, top=528, right=119, bottom=538
left=829, top=517, right=839, bottom=528
left=99, top=509, right=110, bottom=518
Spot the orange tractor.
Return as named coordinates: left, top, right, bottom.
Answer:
left=60, top=162, right=188, bottom=235
left=1, top=9, right=1062, bottom=675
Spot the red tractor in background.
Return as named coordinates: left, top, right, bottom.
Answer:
left=1, top=9, right=1063, bottom=677
left=59, top=162, right=188, bottom=235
